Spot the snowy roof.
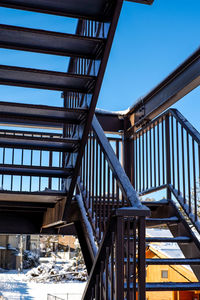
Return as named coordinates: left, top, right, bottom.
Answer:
left=146, top=228, right=184, bottom=258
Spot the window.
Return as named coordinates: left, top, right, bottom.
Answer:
left=161, top=270, right=168, bottom=278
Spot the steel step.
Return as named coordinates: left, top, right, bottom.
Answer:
left=125, top=282, right=200, bottom=291
left=124, top=236, right=191, bottom=244
left=146, top=258, right=200, bottom=265
left=145, top=236, right=191, bottom=243
left=146, top=216, right=179, bottom=225
left=0, top=133, right=79, bottom=152
left=142, top=199, right=169, bottom=206
left=0, top=164, right=73, bottom=178
left=144, top=282, right=200, bottom=291
left=0, top=0, right=113, bottom=21
left=0, top=64, right=96, bottom=92
left=0, top=24, right=105, bottom=59
left=124, top=258, right=200, bottom=265
left=0, top=101, right=88, bottom=128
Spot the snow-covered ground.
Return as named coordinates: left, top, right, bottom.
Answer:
left=0, top=270, right=86, bottom=300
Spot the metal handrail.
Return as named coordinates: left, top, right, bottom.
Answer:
left=132, top=108, right=200, bottom=233
left=82, top=208, right=148, bottom=300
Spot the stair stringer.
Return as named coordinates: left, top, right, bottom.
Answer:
left=75, top=193, right=98, bottom=274
left=166, top=200, right=200, bottom=281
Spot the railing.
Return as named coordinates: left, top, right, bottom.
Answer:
left=130, top=108, right=200, bottom=233
left=64, top=19, right=109, bottom=112
left=79, top=132, right=123, bottom=242
left=0, top=128, right=63, bottom=192
left=78, top=115, right=149, bottom=299
left=47, top=293, right=82, bottom=300
left=82, top=208, right=149, bottom=300
left=47, top=295, right=64, bottom=300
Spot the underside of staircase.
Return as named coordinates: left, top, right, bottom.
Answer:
left=0, top=0, right=200, bottom=299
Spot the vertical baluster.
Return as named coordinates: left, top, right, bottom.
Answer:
left=92, top=135, right=95, bottom=218
left=112, top=172, right=115, bottom=210
left=103, top=154, right=106, bottom=231
left=82, top=142, right=85, bottom=188
left=2, top=147, right=5, bottom=188
left=115, top=216, right=124, bottom=300
left=176, top=120, right=180, bottom=194
left=20, top=147, right=24, bottom=191
left=107, top=164, right=110, bottom=219
left=137, top=216, right=146, bottom=300
left=146, top=130, right=149, bottom=190
left=149, top=127, right=152, bottom=188
left=153, top=124, right=156, bottom=187
left=11, top=148, right=14, bottom=191
left=99, top=146, right=102, bottom=241
left=165, top=114, right=171, bottom=199
left=139, top=133, right=141, bottom=192
left=59, top=151, right=61, bottom=190
left=48, top=151, right=52, bottom=189
left=39, top=150, right=42, bottom=191
left=100, top=261, right=104, bottom=299
left=86, top=141, right=89, bottom=206
left=105, top=247, right=109, bottom=300
left=127, top=219, right=130, bottom=300
left=135, top=136, right=138, bottom=191
left=181, top=126, right=186, bottom=202
left=95, top=138, right=98, bottom=230
left=132, top=137, right=135, bottom=189
left=162, top=117, right=165, bottom=185
left=192, top=139, right=197, bottom=220
left=142, top=130, right=145, bottom=192
left=171, top=116, right=175, bottom=187
left=111, top=232, right=114, bottom=300
left=30, top=149, right=33, bottom=192
left=187, top=132, right=191, bottom=213
left=133, top=218, right=137, bottom=300
left=89, top=134, right=92, bottom=210
left=95, top=274, right=100, bottom=300
left=116, top=141, right=119, bottom=206
left=157, top=121, right=161, bottom=186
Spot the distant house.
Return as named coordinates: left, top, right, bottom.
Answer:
left=58, top=235, right=76, bottom=251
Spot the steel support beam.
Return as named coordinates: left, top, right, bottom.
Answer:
left=126, top=0, right=154, bottom=4
left=95, top=111, right=124, bottom=133
left=126, top=47, right=200, bottom=137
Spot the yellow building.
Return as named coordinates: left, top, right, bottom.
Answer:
left=145, top=245, right=199, bottom=300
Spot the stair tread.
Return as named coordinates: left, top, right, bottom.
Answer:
left=0, top=0, right=113, bottom=21
left=145, top=236, right=191, bottom=243
left=0, top=24, right=105, bottom=59
left=142, top=199, right=169, bottom=206
left=146, top=258, right=200, bottom=265
left=0, top=64, right=96, bottom=92
left=125, top=282, right=200, bottom=291
left=144, top=282, right=200, bottom=291
left=124, top=257, right=200, bottom=265
left=0, top=101, right=88, bottom=127
left=146, top=216, right=179, bottom=222
left=0, top=164, right=73, bottom=178
left=0, top=133, right=79, bottom=152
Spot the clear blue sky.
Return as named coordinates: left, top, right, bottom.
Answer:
left=0, top=0, right=199, bottom=129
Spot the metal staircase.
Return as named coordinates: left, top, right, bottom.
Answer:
left=0, top=0, right=200, bottom=299
left=0, top=0, right=126, bottom=233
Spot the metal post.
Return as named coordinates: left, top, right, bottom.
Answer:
left=137, top=216, right=146, bottom=300
left=123, top=118, right=134, bottom=184
left=165, top=114, right=171, bottom=199
left=115, top=216, right=124, bottom=299
left=48, top=151, right=53, bottom=189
